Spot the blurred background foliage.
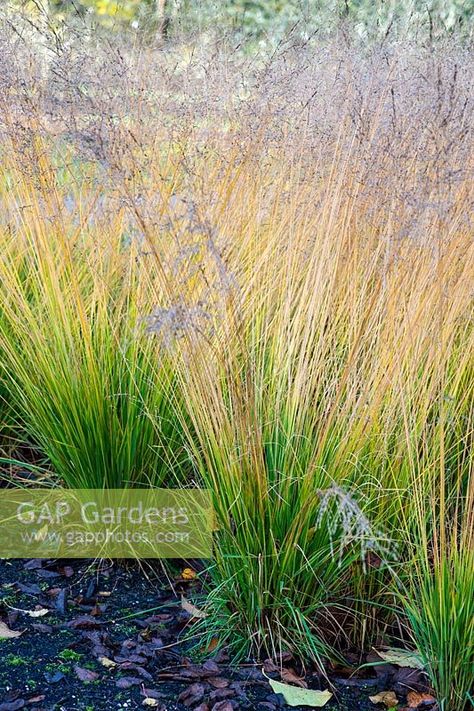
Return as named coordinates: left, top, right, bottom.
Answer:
left=5, top=0, right=474, bottom=42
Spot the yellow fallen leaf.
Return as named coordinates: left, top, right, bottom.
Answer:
left=369, top=690, right=399, bottom=708
left=142, top=698, right=160, bottom=707
left=375, top=647, right=424, bottom=670
left=181, top=568, right=197, bottom=580
left=0, top=621, right=23, bottom=639
left=181, top=596, right=208, bottom=620
left=263, top=670, right=332, bottom=707
left=98, top=656, right=117, bottom=668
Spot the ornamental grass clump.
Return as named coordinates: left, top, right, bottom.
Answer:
left=0, top=143, right=189, bottom=489
left=0, top=19, right=473, bottom=707
left=159, top=148, right=473, bottom=669
left=133, top=41, right=474, bottom=682
left=399, top=391, right=474, bottom=710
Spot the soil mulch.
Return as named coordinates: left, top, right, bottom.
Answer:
left=0, top=559, right=432, bottom=711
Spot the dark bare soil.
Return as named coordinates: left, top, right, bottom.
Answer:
left=0, top=559, right=429, bottom=711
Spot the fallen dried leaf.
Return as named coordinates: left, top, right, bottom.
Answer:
left=263, top=658, right=279, bottom=673
left=375, top=648, right=424, bottom=670
left=369, top=690, right=399, bottom=708
left=67, top=615, right=103, bottom=629
left=211, top=703, right=233, bottom=711
left=181, top=568, right=197, bottom=580
left=407, top=691, right=437, bottom=708
left=0, top=621, right=22, bottom=639
left=203, top=637, right=220, bottom=654
left=0, top=701, right=26, bottom=711
left=99, top=656, right=117, bottom=669
left=74, top=666, right=99, bottom=682
left=13, top=582, right=41, bottom=595
left=178, top=683, right=205, bottom=707
left=26, top=608, right=49, bottom=618
left=392, top=665, right=428, bottom=694
left=23, top=560, right=42, bottom=570
left=208, top=677, right=230, bottom=689
left=181, top=596, right=208, bottom=620
left=142, top=699, right=160, bottom=708
left=209, top=689, right=234, bottom=702
left=44, top=670, right=65, bottom=683
left=31, top=623, right=53, bottom=633
left=281, top=668, right=308, bottom=688
left=142, top=689, right=166, bottom=701
left=55, top=589, right=67, bottom=615
left=202, top=660, right=220, bottom=676
left=263, top=670, right=331, bottom=707
left=37, top=569, right=60, bottom=579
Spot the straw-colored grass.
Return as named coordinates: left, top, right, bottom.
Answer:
left=0, top=142, right=189, bottom=489
left=0, top=31, right=472, bottom=709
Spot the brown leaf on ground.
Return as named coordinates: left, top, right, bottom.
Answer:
left=74, top=666, right=99, bottom=682
left=208, top=677, right=230, bottom=689
left=23, top=560, right=42, bottom=570
left=177, top=662, right=205, bottom=679
left=0, top=699, right=26, bottom=711
left=211, top=703, right=233, bottom=711
left=117, top=662, right=153, bottom=681
left=178, top=683, right=205, bottom=707
left=0, top=621, right=22, bottom=639
left=0, top=702, right=26, bottom=711
left=281, top=668, right=308, bottom=688
left=181, top=596, right=208, bottom=620
left=142, top=689, right=166, bottom=700
left=407, top=691, right=437, bottom=708
left=369, top=690, right=399, bottom=708
left=210, top=689, right=234, bottom=703
left=31, top=623, right=52, bottom=633
left=263, top=658, right=279, bottom=673
left=202, top=660, right=220, bottom=676
left=392, top=666, right=429, bottom=694
left=13, top=582, right=41, bottom=595
left=278, top=651, right=294, bottom=663
left=203, top=637, right=220, bottom=654
left=66, top=615, right=103, bottom=629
